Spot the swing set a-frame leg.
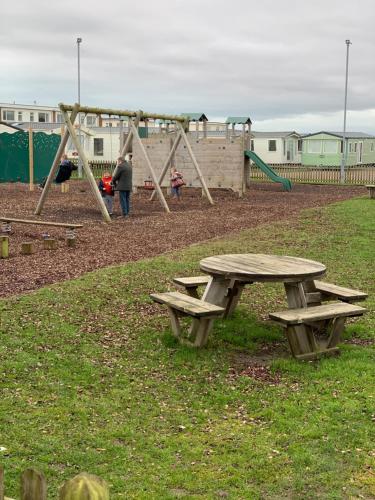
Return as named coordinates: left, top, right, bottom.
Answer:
left=150, top=131, right=182, bottom=201
left=61, top=108, right=111, bottom=222
left=177, top=122, right=214, bottom=205
left=35, top=105, right=79, bottom=216
left=129, top=121, right=170, bottom=213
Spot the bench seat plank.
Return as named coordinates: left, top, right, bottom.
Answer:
left=173, top=276, right=210, bottom=288
left=270, top=302, right=366, bottom=325
left=150, top=291, right=224, bottom=318
left=314, top=280, right=368, bottom=301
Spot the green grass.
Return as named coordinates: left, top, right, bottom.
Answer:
left=0, top=198, right=374, bottom=499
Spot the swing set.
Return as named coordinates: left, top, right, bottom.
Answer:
left=35, top=103, right=214, bottom=222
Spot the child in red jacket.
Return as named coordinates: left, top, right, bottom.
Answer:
left=98, top=172, right=114, bottom=215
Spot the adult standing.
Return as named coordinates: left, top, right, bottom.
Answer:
left=112, top=155, right=133, bottom=217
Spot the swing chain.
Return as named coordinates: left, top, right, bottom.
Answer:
left=66, top=228, right=76, bottom=239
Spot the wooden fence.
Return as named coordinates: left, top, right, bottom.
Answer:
left=71, top=160, right=116, bottom=179
left=250, top=164, right=375, bottom=185
left=0, top=466, right=109, bottom=499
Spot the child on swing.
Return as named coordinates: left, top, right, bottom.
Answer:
left=98, top=171, right=115, bottom=216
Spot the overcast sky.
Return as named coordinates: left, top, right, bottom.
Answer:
left=1, top=0, right=374, bottom=133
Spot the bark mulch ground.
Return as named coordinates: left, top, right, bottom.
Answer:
left=0, top=181, right=365, bottom=298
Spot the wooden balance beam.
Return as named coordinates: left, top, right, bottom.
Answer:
left=0, top=217, right=83, bottom=230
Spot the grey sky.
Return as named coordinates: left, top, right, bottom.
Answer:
left=1, top=0, right=374, bottom=132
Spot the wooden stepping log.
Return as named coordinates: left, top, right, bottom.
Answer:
left=21, top=242, right=34, bottom=255
left=43, top=238, right=58, bottom=250
left=0, top=236, right=9, bottom=259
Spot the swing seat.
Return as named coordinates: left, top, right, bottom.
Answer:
left=144, top=180, right=155, bottom=190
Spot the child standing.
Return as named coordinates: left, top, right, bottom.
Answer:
left=170, top=166, right=184, bottom=200
left=98, top=171, right=115, bottom=216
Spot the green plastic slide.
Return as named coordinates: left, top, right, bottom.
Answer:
left=244, top=150, right=292, bottom=191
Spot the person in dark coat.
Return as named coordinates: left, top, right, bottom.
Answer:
left=112, top=155, right=133, bottom=217
left=55, top=154, right=77, bottom=183
left=39, top=154, right=77, bottom=189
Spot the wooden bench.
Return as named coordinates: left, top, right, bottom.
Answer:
left=313, top=280, right=368, bottom=303
left=270, top=301, right=367, bottom=360
left=0, top=217, right=83, bottom=239
left=172, top=276, right=210, bottom=298
left=172, top=275, right=253, bottom=318
left=365, top=185, right=375, bottom=199
left=150, top=291, right=224, bottom=347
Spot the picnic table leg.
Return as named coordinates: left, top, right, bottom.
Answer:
left=189, top=276, right=231, bottom=344
left=284, top=282, right=318, bottom=356
left=167, top=307, right=182, bottom=340
left=327, top=316, right=346, bottom=348
left=224, top=280, right=254, bottom=318
left=193, top=318, right=215, bottom=347
left=201, top=276, right=232, bottom=306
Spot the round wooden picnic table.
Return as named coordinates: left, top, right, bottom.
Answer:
left=200, top=253, right=326, bottom=283
left=196, top=253, right=327, bottom=355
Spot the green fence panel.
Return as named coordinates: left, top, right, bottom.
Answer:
left=0, top=131, right=60, bottom=183
left=0, top=132, right=29, bottom=182
left=138, top=127, right=149, bottom=139
left=32, top=133, right=61, bottom=182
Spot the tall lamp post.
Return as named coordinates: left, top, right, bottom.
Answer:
left=77, top=37, right=83, bottom=178
left=340, top=39, right=352, bottom=184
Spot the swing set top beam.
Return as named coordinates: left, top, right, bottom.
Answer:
left=59, top=103, right=187, bottom=123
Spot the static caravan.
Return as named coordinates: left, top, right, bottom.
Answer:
left=250, top=131, right=301, bottom=164
left=301, top=131, right=375, bottom=166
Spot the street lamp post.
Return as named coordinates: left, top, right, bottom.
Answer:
left=77, top=37, right=83, bottom=178
left=340, top=39, right=352, bottom=184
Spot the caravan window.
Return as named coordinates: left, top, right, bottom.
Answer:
left=323, top=141, right=337, bottom=153
left=94, top=138, right=104, bottom=156
left=268, top=140, right=276, bottom=151
left=307, top=141, right=321, bottom=153
left=2, top=110, right=15, bottom=121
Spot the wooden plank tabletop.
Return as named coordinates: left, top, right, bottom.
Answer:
left=200, top=254, right=326, bottom=282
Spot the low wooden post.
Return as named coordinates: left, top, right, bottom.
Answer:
left=20, top=468, right=47, bottom=500
left=0, top=236, right=9, bottom=259
left=28, top=128, right=34, bottom=192
left=61, top=183, right=69, bottom=193
left=21, top=242, right=34, bottom=255
left=43, top=238, right=57, bottom=250
left=66, top=237, right=76, bottom=248
left=59, top=473, right=109, bottom=500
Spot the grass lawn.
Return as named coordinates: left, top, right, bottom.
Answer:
left=0, top=197, right=374, bottom=499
